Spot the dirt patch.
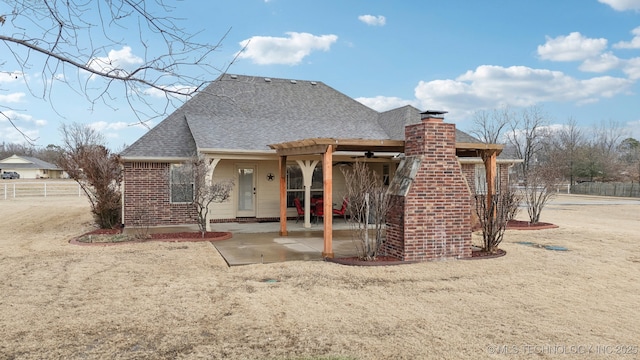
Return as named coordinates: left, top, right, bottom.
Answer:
left=1, top=195, right=640, bottom=359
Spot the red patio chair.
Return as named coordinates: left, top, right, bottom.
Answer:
left=314, top=200, right=324, bottom=224
left=332, top=198, right=348, bottom=221
left=293, top=197, right=305, bottom=223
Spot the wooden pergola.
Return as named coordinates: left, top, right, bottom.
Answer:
left=456, top=142, right=505, bottom=209
left=268, top=138, right=502, bottom=258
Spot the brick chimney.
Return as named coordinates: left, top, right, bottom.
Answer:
left=384, top=110, right=472, bottom=261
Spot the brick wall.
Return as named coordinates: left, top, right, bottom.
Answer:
left=383, top=195, right=405, bottom=259
left=384, top=117, right=472, bottom=261
left=123, top=162, right=198, bottom=228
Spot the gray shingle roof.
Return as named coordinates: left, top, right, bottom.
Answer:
left=121, top=74, right=482, bottom=158
left=377, top=105, right=482, bottom=144
left=0, top=155, right=60, bottom=170
left=121, top=107, right=197, bottom=158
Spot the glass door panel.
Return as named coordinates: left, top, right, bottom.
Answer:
left=237, top=166, right=256, bottom=217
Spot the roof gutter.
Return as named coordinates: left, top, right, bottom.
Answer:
left=119, top=156, right=194, bottom=163
left=458, top=157, right=524, bottom=164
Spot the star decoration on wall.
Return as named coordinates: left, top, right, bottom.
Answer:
left=267, top=173, right=275, bottom=181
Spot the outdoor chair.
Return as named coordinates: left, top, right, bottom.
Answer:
left=293, top=197, right=305, bottom=223
left=332, top=198, right=348, bottom=221
left=314, top=200, right=324, bottom=224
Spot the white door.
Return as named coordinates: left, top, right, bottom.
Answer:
left=237, top=165, right=256, bottom=217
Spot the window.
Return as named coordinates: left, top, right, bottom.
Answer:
left=170, top=163, right=194, bottom=203
left=286, top=164, right=323, bottom=207
left=474, top=163, right=500, bottom=195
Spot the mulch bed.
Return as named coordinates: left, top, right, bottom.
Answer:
left=507, top=220, right=559, bottom=230
left=465, top=248, right=507, bottom=260
left=70, top=228, right=232, bottom=246
left=326, top=256, right=417, bottom=266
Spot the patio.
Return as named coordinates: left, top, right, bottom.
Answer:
left=211, top=220, right=359, bottom=266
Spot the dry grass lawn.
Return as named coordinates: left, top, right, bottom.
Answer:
left=0, top=194, right=639, bottom=359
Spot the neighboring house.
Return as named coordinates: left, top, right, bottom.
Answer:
left=0, top=154, right=65, bottom=179
left=121, top=74, right=518, bottom=259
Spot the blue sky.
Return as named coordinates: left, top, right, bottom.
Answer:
left=2, top=0, right=640, bottom=149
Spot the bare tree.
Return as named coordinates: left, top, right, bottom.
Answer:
left=588, top=119, right=627, bottom=181
left=172, top=156, right=233, bottom=236
left=523, top=164, right=560, bottom=223
left=0, top=141, right=32, bottom=158
left=469, top=106, right=512, bottom=144
left=505, top=105, right=549, bottom=181
left=594, top=119, right=627, bottom=156
left=619, top=137, right=640, bottom=183
left=543, top=117, right=585, bottom=186
left=341, top=161, right=390, bottom=261
left=57, top=123, right=121, bottom=228
left=475, top=186, right=521, bottom=253
left=1, top=0, right=235, bottom=140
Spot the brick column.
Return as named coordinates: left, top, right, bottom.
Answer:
left=384, top=113, right=472, bottom=261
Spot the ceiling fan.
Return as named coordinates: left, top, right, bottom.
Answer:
left=351, top=150, right=379, bottom=159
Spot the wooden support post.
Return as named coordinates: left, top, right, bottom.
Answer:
left=279, top=155, right=288, bottom=236
left=322, top=145, right=334, bottom=258
left=483, top=151, right=497, bottom=216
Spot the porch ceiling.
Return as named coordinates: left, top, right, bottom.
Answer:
left=268, top=138, right=405, bottom=156
left=268, top=138, right=504, bottom=157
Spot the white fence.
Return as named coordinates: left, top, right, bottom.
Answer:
left=1, top=181, right=82, bottom=199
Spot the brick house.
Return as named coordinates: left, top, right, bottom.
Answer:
left=120, top=74, right=516, bottom=260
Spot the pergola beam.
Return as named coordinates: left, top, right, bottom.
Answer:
left=481, top=149, right=499, bottom=215
left=274, top=144, right=331, bottom=157
left=269, top=138, right=405, bottom=154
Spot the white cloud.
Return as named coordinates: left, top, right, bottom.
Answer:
left=355, top=65, right=633, bottom=121
left=88, top=120, right=152, bottom=132
left=538, top=32, right=608, bottom=61
left=86, top=46, right=144, bottom=75
left=143, top=85, right=196, bottom=98
left=614, top=26, right=640, bottom=49
left=89, top=121, right=130, bottom=131
left=412, top=65, right=633, bottom=117
left=622, top=57, right=640, bottom=79
left=598, top=0, right=640, bottom=11
left=0, top=125, right=40, bottom=144
left=358, top=15, right=386, bottom=26
left=0, top=110, right=47, bottom=127
left=579, top=52, right=622, bottom=72
left=0, top=110, right=47, bottom=143
left=0, top=92, right=26, bottom=103
left=355, top=96, right=417, bottom=112
left=237, top=32, right=338, bottom=65
left=0, top=71, right=23, bottom=84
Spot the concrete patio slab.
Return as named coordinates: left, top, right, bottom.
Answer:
left=213, top=227, right=359, bottom=266
left=210, top=219, right=351, bottom=234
